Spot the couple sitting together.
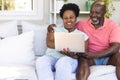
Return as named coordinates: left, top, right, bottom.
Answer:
left=36, top=0, right=120, bottom=80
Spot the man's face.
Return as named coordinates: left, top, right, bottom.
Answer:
left=90, top=5, right=105, bottom=25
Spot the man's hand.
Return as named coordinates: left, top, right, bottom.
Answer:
left=82, top=52, right=95, bottom=59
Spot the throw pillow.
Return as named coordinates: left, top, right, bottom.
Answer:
left=22, top=21, right=48, bottom=56
left=0, top=31, right=35, bottom=66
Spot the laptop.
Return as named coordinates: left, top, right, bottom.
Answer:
left=54, top=32, right=85, bottom=53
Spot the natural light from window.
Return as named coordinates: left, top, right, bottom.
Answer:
left=0, top=0, right=32, bottom=11
left=0, top=0, right=43, bottom=20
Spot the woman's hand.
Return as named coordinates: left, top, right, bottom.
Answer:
left=60, top=48, right=79, bottom=59
left=47, top=24, right=56, bottom=33
left=46, top=24, right=56, bottom=49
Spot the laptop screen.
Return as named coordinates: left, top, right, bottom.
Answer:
left=54, top=32, right=85, bottom=52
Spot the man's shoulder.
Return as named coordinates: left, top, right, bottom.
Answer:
left=105, top=18, right=119, bottom=27
left=105, top=18, right=118, bottom=24
left=77, top=19, right=90, bottom=26
left=76, top=19, right=90, bottom=28
left=77, top=19, right=88, bottom=23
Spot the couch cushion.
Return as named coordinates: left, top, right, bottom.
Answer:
left=71, top=65, right=116, bottom=80
left=22, top=21, right=48, bottom=56
left=88, top=65, right=116, bottom=79
left=0, top=65, right=38, bottom=80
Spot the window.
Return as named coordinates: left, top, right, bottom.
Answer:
left=0, top=0, right=43, bottom=20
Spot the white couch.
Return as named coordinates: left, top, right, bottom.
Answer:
left=0, top=21, right=118, bottom=80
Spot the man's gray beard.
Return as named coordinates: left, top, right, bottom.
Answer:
left=91, top=20, right=99, bottom=25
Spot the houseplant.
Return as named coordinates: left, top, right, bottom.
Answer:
left=102, top=0, right=115, bottom=18
left=86, top=0, right=94, bottom=11
left=63, top=0, right=68, bottom=2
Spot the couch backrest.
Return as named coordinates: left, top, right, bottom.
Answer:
left=0, top=21, right=18, bottom=38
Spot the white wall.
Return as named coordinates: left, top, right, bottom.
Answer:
left=110, top=1, right=120, bottom=24
left=0, top=0, right=119, bottom=25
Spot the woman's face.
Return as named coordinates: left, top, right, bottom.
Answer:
left=63, top=10, right=77, bottom=32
